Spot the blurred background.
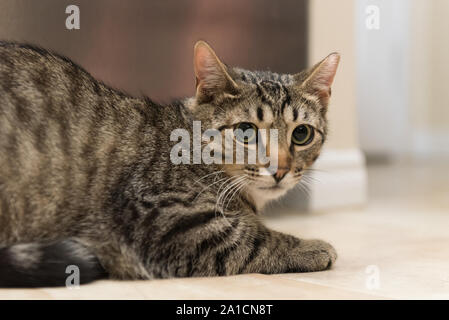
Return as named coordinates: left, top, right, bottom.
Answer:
left=0, top=0, right=447, bottom=213
left=0, top=0, right=308, bottom=100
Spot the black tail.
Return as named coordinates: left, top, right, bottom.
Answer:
left=0, top=239, right=107, bottom=288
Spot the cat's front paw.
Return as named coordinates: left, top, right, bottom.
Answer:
left=292, top=239, right=337, bottom=272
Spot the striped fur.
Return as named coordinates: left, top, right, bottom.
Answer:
left=0, top=41, right=339, bottom=287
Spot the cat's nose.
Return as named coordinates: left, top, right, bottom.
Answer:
left=273, top=168, right=289, bottom=183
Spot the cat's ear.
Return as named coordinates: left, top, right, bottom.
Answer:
left=193, top=41, right=239, bottom=103
left=296, top=53, right=340, bottom=107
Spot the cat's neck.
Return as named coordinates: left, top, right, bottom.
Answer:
left=245, top=186, right=290, bottom=212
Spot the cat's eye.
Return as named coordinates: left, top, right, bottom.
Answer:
left=234, top=122, right=258, bottom=144
left=292, top=124, right=314, bottom=146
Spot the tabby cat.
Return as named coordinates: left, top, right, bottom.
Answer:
left=0, top=40, right=339, bottom=287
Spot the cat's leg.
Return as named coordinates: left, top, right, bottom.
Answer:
left=139, top=211, right=336, bottom=278
left=195, top=224, right=337, bottom=276
left=228, top=228, right=337, bottom=275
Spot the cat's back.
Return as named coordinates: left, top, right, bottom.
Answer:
left=0, top=41, right=98, bottom=116
left=0, top=41, right=159, bottom=132
left=0, top=41, right=106, bottom=175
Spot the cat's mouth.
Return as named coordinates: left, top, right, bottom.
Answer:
left=258, top=185, right=284, bottom=190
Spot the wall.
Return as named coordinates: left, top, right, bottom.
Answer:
left=410, top=0, right=449, bottom=157
left=309, top=0, right=359, bottom=151
left=0, top=0, right=308, bottom=101
left=281, top=0, right=367, bottom=211
left=355, top=0, right=411, bottom=157
left=356, top=0, right=449, bottom=159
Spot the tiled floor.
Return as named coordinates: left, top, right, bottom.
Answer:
left=1, top=160, right=448, bottom=299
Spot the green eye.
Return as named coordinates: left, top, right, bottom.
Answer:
left=234, top=122, right=258, bottom=144
left=292, top=124, right=314, bottom=146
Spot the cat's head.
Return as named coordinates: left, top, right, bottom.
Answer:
left=188, top=41, right=339, bottom=210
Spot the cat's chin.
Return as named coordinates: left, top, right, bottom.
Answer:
left=245, top=184, right=291, bottom=211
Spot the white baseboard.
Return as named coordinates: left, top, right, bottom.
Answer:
left=278, top=148, right=368, bottom=212
left=411, top=129, right=449, bottom=158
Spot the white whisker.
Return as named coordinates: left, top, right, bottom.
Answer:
left=221, top=178, right=246, bottom=211
left=193, top=170, right=225, bottom=185
left=225, top=179, right=249, bottom=212
left=193, top=175, right=230, bottom=202
left=216, top=176, right=246, bottom=213
left=215, top=176, right=246, bottom=219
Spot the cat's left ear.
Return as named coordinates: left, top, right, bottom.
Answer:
left=193, top=41, right=239, bottom=103
left=296, top=53, right=340, bottom=107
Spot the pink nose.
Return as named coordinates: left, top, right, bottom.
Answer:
left=273, top=168, right=289, bottom=183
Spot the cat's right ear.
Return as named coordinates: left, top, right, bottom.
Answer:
left=193, top=41, right=239, bottom=103
left=295, top=52, right=340, bottom=107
